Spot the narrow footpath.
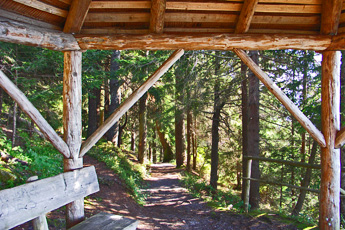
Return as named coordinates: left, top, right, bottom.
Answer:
left=80, top=156, right=298, bottom=230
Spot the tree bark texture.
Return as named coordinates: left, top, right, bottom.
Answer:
left=175, top=71, right=185, bottom=168
left=192, top=116, right=197, bottom=170
left=138, top=93, right=148, bottom=164
left=156, top=121, right=174, bottom=162
left=292, top=140, right=318, bottom=216
left=152, top=127, right=157, bottom=163
left=87, top=88, right=100, bottom=138
left=106, top=50, right=121, bottom=144
left=186, top=110, right=192, bottom=171
left=63, top=51, right=84, bottom=228
left=319, top=51, right=341, bottom=229
left=241, top=61, right=248, bottom=200
left=210, top=57, right=224, bottom=191
left=248, top=50, right=260, bottom=209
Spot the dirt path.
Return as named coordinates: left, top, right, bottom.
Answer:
left=82, top=157, right=298, bottom=230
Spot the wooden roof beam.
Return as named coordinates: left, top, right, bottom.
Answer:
left=234, top=48, right=326, bottom=148
left=75, top=33, right=332, bottom=51
left=149, top=0, right=166, bottom=33
left=0, top=18, right=80, bottom=51
left=235, top=0, right=259, bottom=33
left=320, top=0, right=343, bottom=35
left=63, top=0, right=92, bottom=34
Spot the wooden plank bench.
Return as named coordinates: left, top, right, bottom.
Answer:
left=0, top=166, right=138, bottom=230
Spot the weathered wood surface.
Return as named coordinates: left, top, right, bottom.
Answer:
left=320, top=51, right=341, bottom=229
left=0, top=70, right=70, bottom=158
left=76, top=33, right=332, bottom=51
left=0, top=166, right=99, bottom=230
left=320, top=0, right=343, bottom=35
left=70, top=212, right=139, bottom=230
left=235, top=0, right=259, bottom=33
left=63, top=51, right=84, bottom=228
left=0, top=18, right=80, bottom=51
left=79, top=49, right=184, bottom=157
left=63, top=0, right=92, bottom=33
left=234, top=49, right=326, bottom=148
left=149, top=0, right=166, bottom=33
left=335, top=126, right=345, bottom=148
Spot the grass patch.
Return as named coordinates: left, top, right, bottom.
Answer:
left=88, top=141, right=147, bottom=205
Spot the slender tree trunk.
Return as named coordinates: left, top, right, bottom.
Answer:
left=292, top=140, right=318, bottom=216
left=192, top=115, right=197, bottom=170
left=152, top=127, right=157, bottom=163
left=0, top=88, right=3, bottom=115
left=118, top=113, right=127, bottom=147
left=186, top=110, right=192, bottom=171
left=138, top=93, right=148, bottom=164
left=248, top=50, right=260, bottom=209
left=87, top=88, right=100, bottom=138
left=175, top=72, right=185, bottom=168
left=131, top=130, right=136, bottom=152
left=241, top=61, right=248, bottom=200
left=210, top=57, right=225, bottom=191
left=156, top=121, right=174, bottom=162
left=106, top=50, right=121, bottom=144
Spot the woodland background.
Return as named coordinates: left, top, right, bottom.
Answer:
left=1, top=42, right=344, bottom=226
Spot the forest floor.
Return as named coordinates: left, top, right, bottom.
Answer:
left=16, top=155, right=302, bottom=230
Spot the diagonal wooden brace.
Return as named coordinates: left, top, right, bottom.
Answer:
left=79, top=49, right=185, bottom=157
left=0, top=70, right=70, bottom=158
left=234, top=48, right=326, bottom=148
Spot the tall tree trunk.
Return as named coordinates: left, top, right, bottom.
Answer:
left=106, top=50, right=121, bottom=144
left=340, top=50, right=345, bottom=216
left=152, top=127, right=157, bottom=163
left=192, top=116, right=197, bottom=170
left=241, top=61, right=248, bottom=200
left=131, top=130, right=136, bottom=152
left=87, top=88, right=100, bottom=138
left=175, top=72, right=185, bottom=168
left=292, top=140, right=318, bottom=216
left=210, top=57, right=225, bottom=191
left=248, top=50, right=260, bottom=209
left=118, top=113, right=127, bottom=147
left=156, top=121, right=174, bottom=162
left=0, top=88, right=3, bottom=115
left=300, top=52, right=308, bottom=164
left=186, top=110, right=192, bottom=171
left=138, top=93, right=148, bottom=164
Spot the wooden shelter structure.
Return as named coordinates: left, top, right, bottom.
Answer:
left=0, top=0, right=345, bottom=229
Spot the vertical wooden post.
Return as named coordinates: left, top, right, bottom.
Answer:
left=63, top=51, right=83, bottom=228
left=244, top=159, right=252, bottom=213
left=320, top=51, right=341, bottom=229
left=27, top=176, right=49, bottom=230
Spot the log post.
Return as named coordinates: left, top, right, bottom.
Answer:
left=320, top=51, right=341, bottom=229
left=243, top=159, right=252, bottom=213
left=63, top=51, right=83, bottom=228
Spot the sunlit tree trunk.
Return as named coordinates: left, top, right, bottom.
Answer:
left=241, top=61, right=248, bottom=200
left=87, top=88, right=100, bottom=138
left=138, top=93, right=148, bottom=164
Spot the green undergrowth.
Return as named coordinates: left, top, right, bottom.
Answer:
left=0, top=130, right=63, bottom=189
left=181, top=172, right=317, bottom=230
left=88, top=141, right=147, bottom=205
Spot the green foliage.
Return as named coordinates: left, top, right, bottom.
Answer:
left=0, top=130, right=63, bottom=189
left=88, top=141, right=147, bottom=204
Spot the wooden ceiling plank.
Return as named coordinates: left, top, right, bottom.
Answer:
left=235, top=0, right=259, bottom=33
left=0, top=8, right=61, bottom=30
left=75, top=33, right=332, bottom=51
left=166, top=2, right=242, bottom=11
left=85, top=13, right=150, bottom=23
left=259, top=0, right=321, bottom=4
left=256, top=4, right=321, bottom=13
left=90, top=1, right=150, bottom=9
left=11, top=0, right=68, bottom=17
left=165, top=13, right=237, bottom=23
left=252, top=15, right=319, bottom=25
left=320, top=0, right=343, bottom=35
left=63, top=0, right=92, bottom=33
left=248, top=29, right=319, bottom=34
left=150, top=0, right=166, bottom=33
